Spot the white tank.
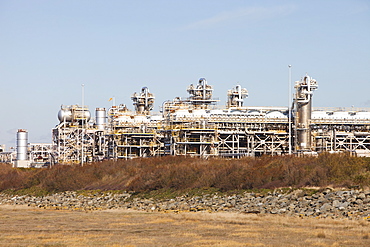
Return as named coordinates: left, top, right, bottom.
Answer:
left=58, top=105, right=91, bottom=123
left=173, top=109, right=189, bottom=118
left=95, top=108, right=106, bottom=130
left=333, top=112, right=349, bottom=119
left=247, top=110, right=262, bottom=117
left=16, top=129, right=28, bottom=161
left=311, top=111, right=328, bottom=119
left=149, top=115, right=163, bottom=121
left=192, top=109, right=207, bottom=117
left=210, top=110, right=223, bottom=115
left=356, top=112, right=370, bottom=119
left=230, top=110, right=242, bottom=115
left=58, top=108, right=73, bottom=122
left=266, top=111, right=287, bottom=119
left=134, top=115, right=149, bottom=123
left=116, top=115, right=133, bottom=123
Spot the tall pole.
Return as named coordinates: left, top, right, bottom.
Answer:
left=81, top=84, right=85, bottom=166
left=288, top=65, right=292, bottom=155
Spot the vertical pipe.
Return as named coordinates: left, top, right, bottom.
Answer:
left=81, top=84, right=84, bottom=166
left=236, top=85, right=241, bottom=107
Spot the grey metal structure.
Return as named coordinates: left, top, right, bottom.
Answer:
left=294, top=74, right=318, bottom=151
left=0, top=144, right=15, bottom=164
left=29, top=143, right=53, bottom=168
left=131, top=87, right=155, bottom=114
left=187, top=78, right=218, bottom=107
left=49, top=75, right=370, bottom=163
left=53, top=105, right=94, bottom=163
left=227, top=85, right=248, bottom=108
left=8, top=73, right=370, bottom=166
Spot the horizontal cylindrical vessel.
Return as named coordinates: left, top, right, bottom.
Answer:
left=58, top=105, right=91, bottom=122
left=58, top=108, right=73, bottom=122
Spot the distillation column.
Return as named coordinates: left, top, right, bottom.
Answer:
left=227, top=85, right=248, bottom=108
left=187, top=78, right=218, bottom=107
left=294, top=74, right=318, bottom=151
left=131, top=87, right=155, bottom=114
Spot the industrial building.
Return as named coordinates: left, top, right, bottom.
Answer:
left=2, top=74, right=370, bottom=167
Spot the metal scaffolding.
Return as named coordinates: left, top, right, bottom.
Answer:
left=48, top=76, right=370, bottom=164
left=7, top=75, right=370, bottom=167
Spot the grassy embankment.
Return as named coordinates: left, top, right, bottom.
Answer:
left=1, top=153, right=370, bottom=197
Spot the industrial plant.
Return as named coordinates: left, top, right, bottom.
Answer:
left=2, top=74, right=370, bottom=168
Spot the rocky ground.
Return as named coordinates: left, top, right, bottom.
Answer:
left=1, top=189, right=370, bottom=220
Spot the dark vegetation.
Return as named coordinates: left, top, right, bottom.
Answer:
left=1, top=153, right=370, bottom=196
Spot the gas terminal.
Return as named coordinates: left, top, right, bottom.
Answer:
left=2, top=74, right=370, bottom=168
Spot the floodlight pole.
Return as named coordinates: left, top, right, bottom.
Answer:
left=81, top=84, right=85, bottom=166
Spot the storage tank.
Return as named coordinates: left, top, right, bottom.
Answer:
left=116, top=115, right=133, bottom=123
left=192, top=109, right=207, bottom=117
left=266, top=111, right=287, bottom=119
left=58, top=108, right=73, bottom=122
left=16, top=129, right=28, bottom=161
left=58, top=105, right=91, bottom=123
left=134, top=115, right=149, bottom=123
left=247, top=110, right=262, bottom=117
left=174, top=109, right=189, bottom=118
left=357, top=112, right=370, bottom=119
left=95, top=108, right=106, bottom=130
left=311, top=111, right=327, bottom=119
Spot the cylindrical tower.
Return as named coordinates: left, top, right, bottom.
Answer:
left=227, top=84, right=248, bottom=108
left=131, top=87, right=155, bottom=114
left=16, top=129, right=28, bottom=161
left=96, top=108, right=106, bottom=130
left=294, top=74, right=318, bottom=151
left=187, top=78, right=218, bottom=107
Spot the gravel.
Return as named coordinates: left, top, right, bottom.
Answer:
left=1, top=189, right=370, bottom=220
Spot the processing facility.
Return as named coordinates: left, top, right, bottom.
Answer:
left=3, top=74, right=370, bottom=167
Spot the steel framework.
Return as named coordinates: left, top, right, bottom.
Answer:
left=15, top=75, right=370, bottom=166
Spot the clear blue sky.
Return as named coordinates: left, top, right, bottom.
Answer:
left=1, top=0, right=369, bottom=150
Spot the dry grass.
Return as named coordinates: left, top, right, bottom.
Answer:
left=1, top=153, right=370, bottom=195
left=0, top=205, right=369, bottom=246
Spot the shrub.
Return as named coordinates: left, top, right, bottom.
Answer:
left=1, top=153, right=370, bottom=194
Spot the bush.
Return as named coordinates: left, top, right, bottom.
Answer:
left=1, top=153, right=370, bottom=194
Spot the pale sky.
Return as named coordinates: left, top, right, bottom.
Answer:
left=1, top=0, right=369, bottom=150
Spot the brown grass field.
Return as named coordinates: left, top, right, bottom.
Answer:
left=0, top=205, right=369, bottom=247
left=1, top=154, right=370, bottom=246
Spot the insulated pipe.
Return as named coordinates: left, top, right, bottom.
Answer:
left=16, top=129, right=28, bottom=161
